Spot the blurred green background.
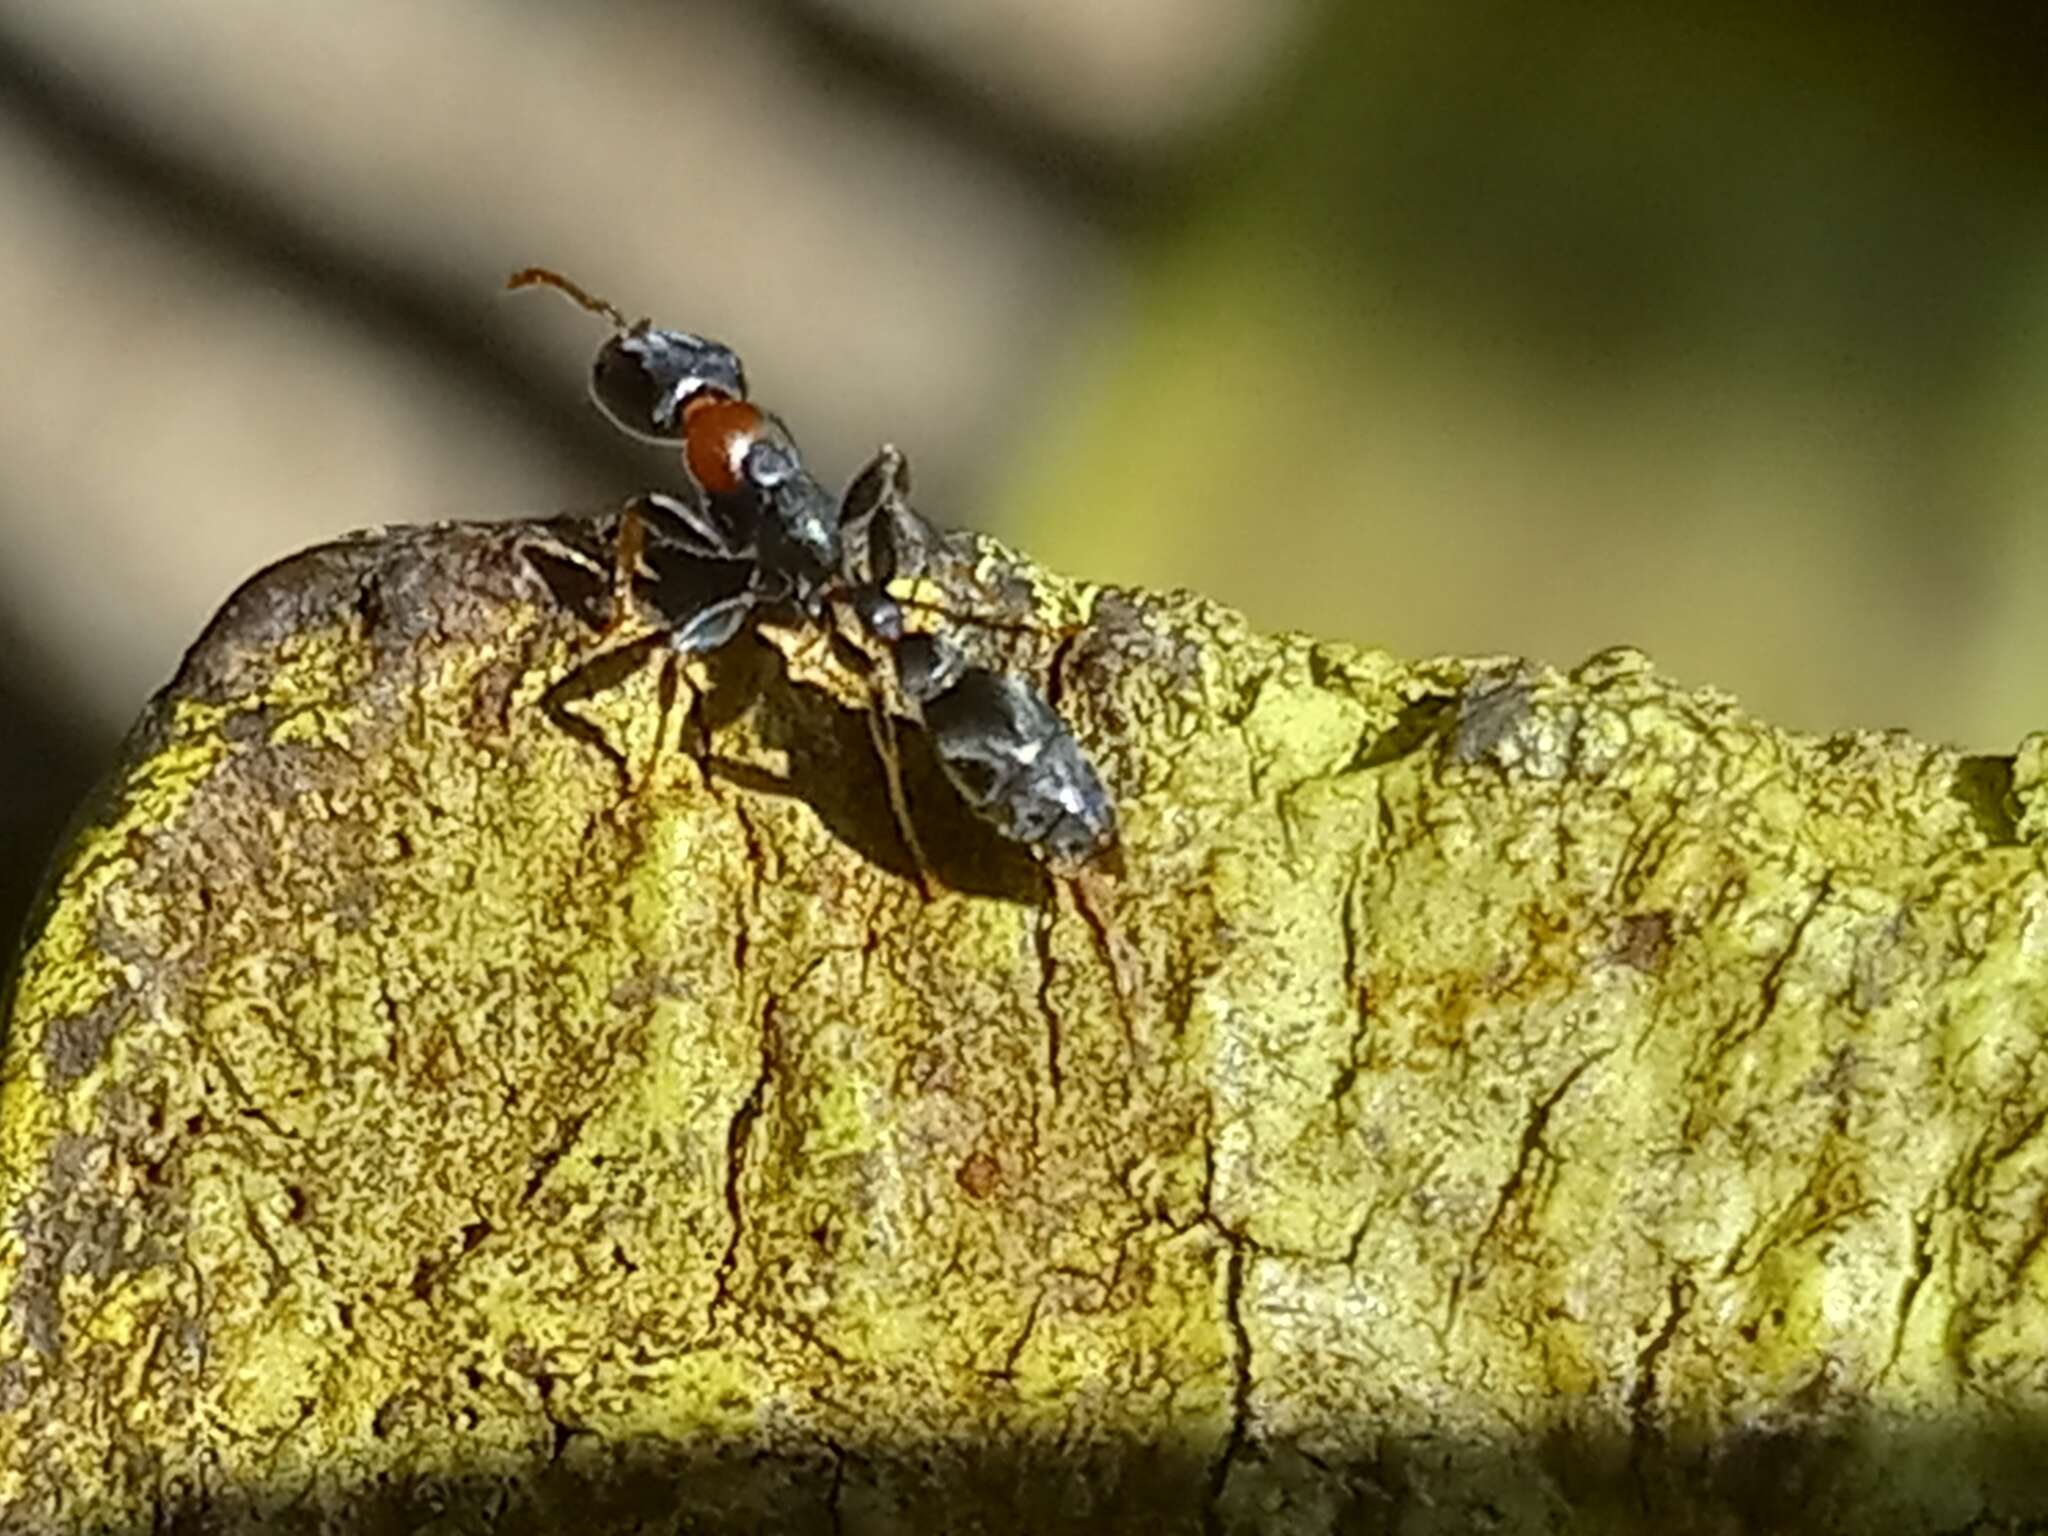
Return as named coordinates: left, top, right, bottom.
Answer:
left=4, top=0, right=2046, bottom=955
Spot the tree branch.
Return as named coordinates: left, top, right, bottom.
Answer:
left=2, top=515, right=2045, bottom=1531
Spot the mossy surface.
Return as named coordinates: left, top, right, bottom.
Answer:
left=4, top=518, right=2048, bottom=1532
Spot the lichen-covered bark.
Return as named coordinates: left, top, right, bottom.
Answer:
left=3, top=516, right=2047, bottom=1533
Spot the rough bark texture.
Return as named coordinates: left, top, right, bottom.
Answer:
left=3, top=515, right=2047, bottom=1534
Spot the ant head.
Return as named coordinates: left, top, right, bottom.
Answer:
left=593, top=328, right=749, bottom=443
left=506, top=268, right=748, bottom=441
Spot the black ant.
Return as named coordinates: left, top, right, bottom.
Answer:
left=507, top=267, right=1120, bottom=889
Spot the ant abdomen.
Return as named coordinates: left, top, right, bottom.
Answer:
left=919, top=668, right=1118, bottom=869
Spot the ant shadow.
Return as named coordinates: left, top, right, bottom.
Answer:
left=534, top=606, right=1049, bottom=907
left=720, top=639, right=1052, bottom=906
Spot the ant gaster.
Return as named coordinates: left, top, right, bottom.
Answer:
left=507, top=267, right=1119, bottom=879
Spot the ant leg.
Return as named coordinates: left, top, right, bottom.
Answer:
left=541, top=558, right=755, bottom=789
left=1065, top=865, right=1146, bottom=1026
left=650, top=646, right=691, bottom=786
left=665, top=591, right=760, bottom=657
left=645, top=591, right=760, bottom=783
left=605, top=491, right=753, bottom=640
left=604, top=500, right=650, bottom=639
left=828, top=624, right=937, bottom=899
left=839, top=445, right=914, bottom=579
left=841, top=444, right=911, bottom=527
left=608, top=491, right=762, bottom=655
left=865, top=697, right=938, bottom=901
left=635, top=490, right=755, bottom=563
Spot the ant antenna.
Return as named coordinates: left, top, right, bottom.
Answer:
left=506, top=266, right=630, bottom=331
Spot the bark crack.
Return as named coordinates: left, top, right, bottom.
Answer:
left=1033, top=905, right=1063, bottom=1106
left=1448, top=1049, right=1609, bottom=1329
left=1628, top=1273, right=1693, bottom=1511
left=1203, top=1239, right=1254, bottom=1536
left=1330, top=864, right=1371, bottom=1123
left=1691, top=876, right=1832, bottom=1096
left=1880, top=1191, right=1940, bottom=1382
left=710, top=997, right=778, bottom=1319
left=519, top=1110, right=592, bottom=1206
left=985, top=1289, right=1044, bottom=1381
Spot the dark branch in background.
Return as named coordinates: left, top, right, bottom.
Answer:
left=768, top=0, right=1163, bottom=227
left=0, top=598, right=99, bottom=973
left=0, top=29, right=642, bottom=489
left=0, top=25, right=664, bottom=965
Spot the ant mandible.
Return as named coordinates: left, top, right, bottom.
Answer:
left=506, top=266, right=1119, bottom=882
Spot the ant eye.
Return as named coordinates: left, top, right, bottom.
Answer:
left=590, top=328, right=748, bottom=441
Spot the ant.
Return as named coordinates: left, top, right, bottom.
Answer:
left=506, top=267, right=1120, bottom=890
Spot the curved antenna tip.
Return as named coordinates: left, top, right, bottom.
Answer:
left=504, top=266, right=629, bottom=330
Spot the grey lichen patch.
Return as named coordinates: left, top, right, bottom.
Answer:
left=40, top=993, right=131, bottom=1083
left=1607, top=909, right=1676, bottom=974
left=7, top=1131, right=158, bottom=1357
left=1451, top=666, right=1535, bottom=766
left=5, top=516, right=2048, bottom=1532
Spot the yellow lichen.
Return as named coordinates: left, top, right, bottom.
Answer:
left=4, top=521, right=2048, bottom=1531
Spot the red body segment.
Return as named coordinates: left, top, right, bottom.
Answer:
left=681, top=395, right=764, bottom=497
